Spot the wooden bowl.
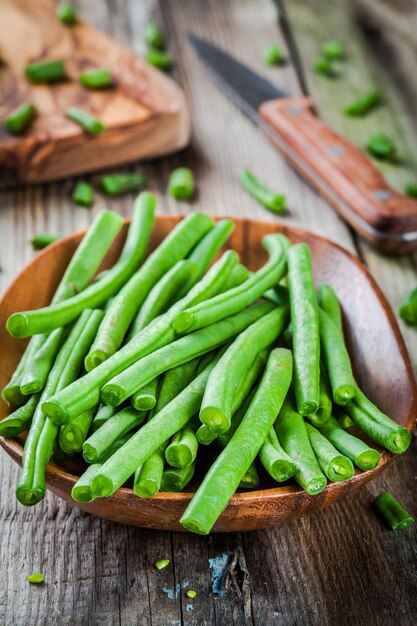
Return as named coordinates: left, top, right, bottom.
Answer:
left=1, top=216, right=416, bottom=532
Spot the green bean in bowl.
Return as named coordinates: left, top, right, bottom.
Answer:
left=0, top=193, right=412, bottom=533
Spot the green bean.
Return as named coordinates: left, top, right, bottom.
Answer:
left=4, top=103, right=36, bottom=134
left=318, top=291, right=356, bottom=405
left=275, top=400, right=327, bottom=495
left=72, top=182, right=94, bottom=207
left=79, top=68, right=112, bottom=89
left=178, top=219, right=235, bottom=295
left=128, top=260, right=197, bottom=337
left=2, top=352, right=31, bottom=406
left=66, top=107, right=105, bottom=135
left=239, top=462, right=260, bottom=489
left=173, top=234, right=289, bottom=334
left=217, top=391, right=253, bottom=449
left=200, top=306, right=288, bottom=433
left=196, top=424, right=217, bottom=445
left=91, top=352, right=222, bottom=497
left=7, top=195, right=155, bottom=338
left=54, top=210, right=126, bottom=302
left=334, top=411, right=354, bottom=429
left=83, top=407, right=147, bottom=463
left=405, top=183, right=417, bottom=198
left=101, top=301, right=275, bottom=407
left=195, top=351, right=218, bottom=375
left=85, top=212, right=213, bottom=369
left=316, top=284, right=343, bottom=333
left=307, top=365, right=332, bottom=426
left=313, top=57, right=333, bottom=76
left=146, top=49, right=173, bottom=71
left=305, top=422, right=354, bottom=482
left=259, top=426, right=297, bottom=482
left=168, top=167, right=195, bottom=200
left=131, top=378, right=159, bottom=411
left=71, top=434, right=131, bottom=503
left=263, top=284, right=288, bottom=306
left=156, top=358, right=202, bottom=414
left=343, top=90, right=380, bottom=116
left=144, top=23, right=164, bottom=49
left=346, top=391, right=411, bottom=454
left=91, top=403, right=117, bottom=432
left=72, top=464, right=102, bottom=503
left=26, top=60, right=66, bottom=83
left=20, top=327, right=67, bottom=395
left=374, top=492, right=414, bottom=531
left=264, top=43, right=283, bottom=66
left=31, top=233, right=59, bottom=250
left=288, top=243, right=320, bottom=416
left=321, top=40, right=344, bottom=60
left=134, top=356, right=203, bottom=497
left=57, top=4, right=77, bottom=25
left=399, top=287, right=417, bottom=325
left=42, top=251, right=237, bottom=424
left=218, top=263, right=249, bottom=292
left=133, top=451, right=164, bottom=498
left=59, top=408, right=95, bottom=453
left=353, top=388, right=411, bottom=439
left=4, top=346, right=44, bottom=406
left=16, top=310, right=103, bottom=505
left=180, top=348, right=293, bottom=534
left=0, top=394, right=39, bottom=437
left=318, top=417, right=380, bottom=470
left=160, top=461, right=196, bottom=492
left=366, top=133, right=395, bottom=161
left=99, top=173, right=148, bottom=197
left=216, top=350, right=270, bottom=448
left=238, top=170, right=286, bottom=213
left=165, top=425, right=198, bottom=468
left=4, top=209, right=123, bottom=402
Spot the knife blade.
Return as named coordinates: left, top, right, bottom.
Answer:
left=188, top=33, right=417, bottom=254
left=188, top=33, right=286, bottom=124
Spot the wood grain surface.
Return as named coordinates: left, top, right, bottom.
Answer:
left=0, top=0, right=416, bottom=624
left=0, top=0, right=190, bottom=185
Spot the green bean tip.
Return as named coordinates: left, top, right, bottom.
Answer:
left=82, top=444, right=98, bottom=464
left=6, top=313, right=29, bottom=338
left=166, top=445, right=193, bottom=468
left=200, top=407, right=229, bottom=434
left=16, top=485, right=45, bottom=506
left=172, top=311, right=194, bottom=333
left=132, top=395, right=156, bottom=411
left=91, top=474, right=114, bottom=497
left=134, top=479, right=159, bottom=499
left=356, top=449, right=380, bottom=471
left=305, top=476, right=327, bottom=495
left=71, top=486, right=94, bottom=503
left=100, top=385, right=122, bottom=407
left=41, top=400, right=68, bottom=425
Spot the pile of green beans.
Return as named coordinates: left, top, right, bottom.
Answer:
left=1, top=198, right=411, bottom=534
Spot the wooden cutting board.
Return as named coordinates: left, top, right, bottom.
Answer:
left=0, top=0, right=190, bottom=186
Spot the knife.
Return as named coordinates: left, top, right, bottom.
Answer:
left=189, top=33, right=417, bottom=254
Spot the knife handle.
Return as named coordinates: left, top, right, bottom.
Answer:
left=259, top=97, right=417, bottom=253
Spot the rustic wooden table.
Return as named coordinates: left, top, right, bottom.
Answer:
left=1, top=1, right=416, bottom=624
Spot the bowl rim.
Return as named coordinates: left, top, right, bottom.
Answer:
left=1, top=214, right=416, bottom=507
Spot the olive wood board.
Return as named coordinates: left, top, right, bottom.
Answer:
left=0, top=0, right=190, bottom=186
